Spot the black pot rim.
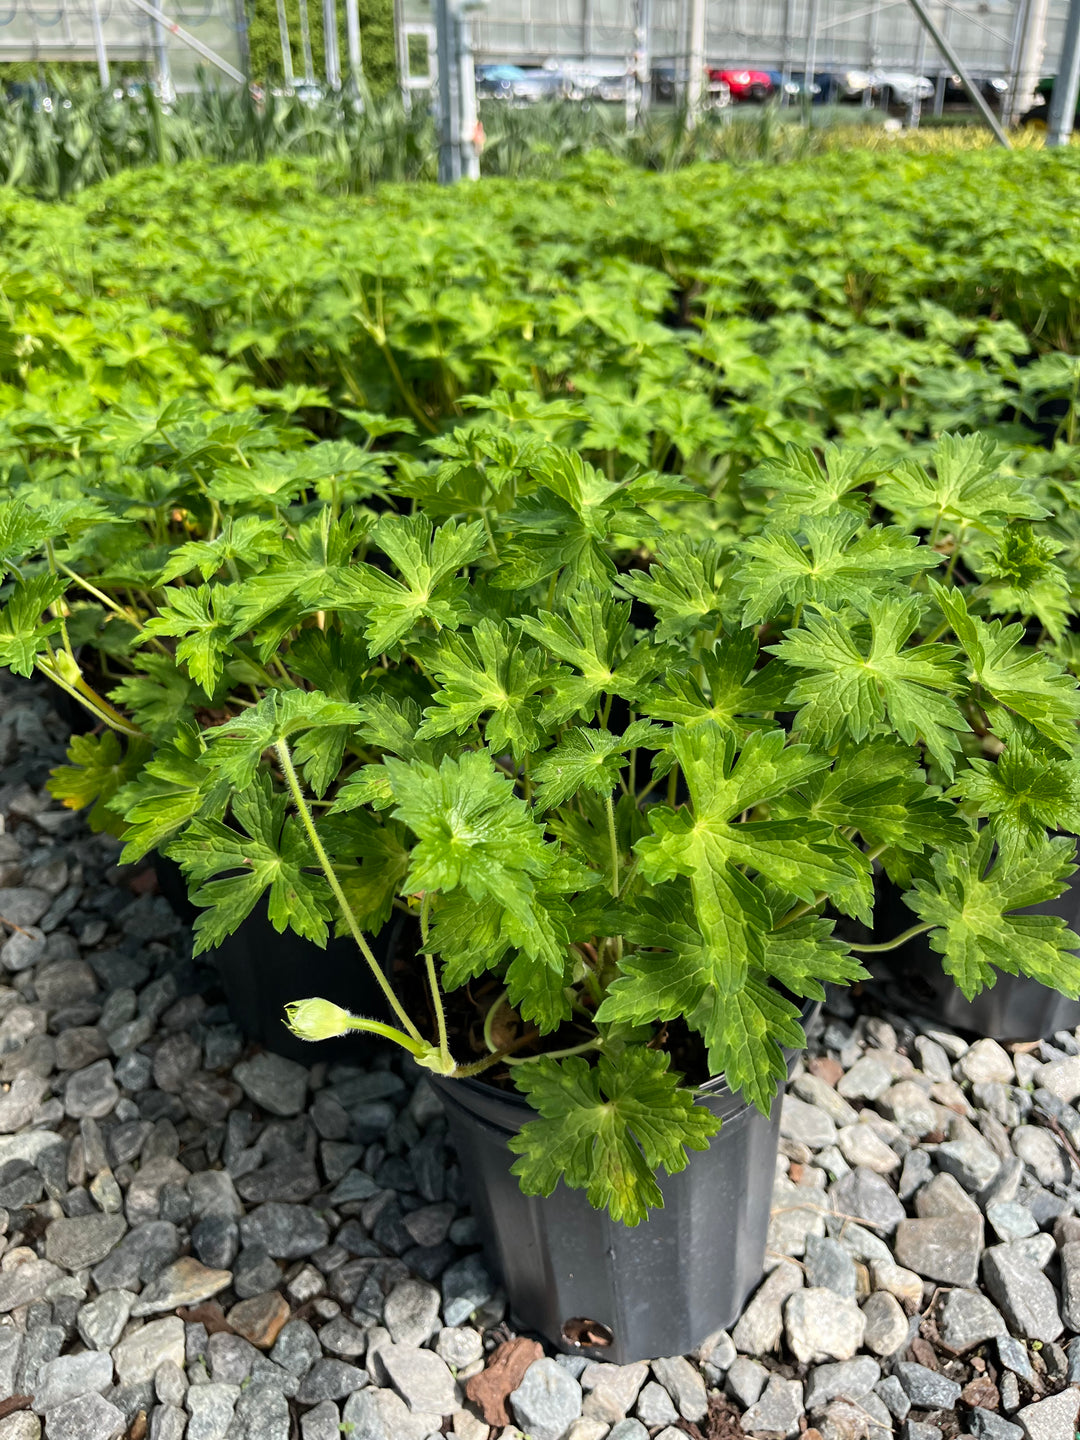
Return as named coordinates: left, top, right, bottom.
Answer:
left=437, top=993, right=821, bottom=1114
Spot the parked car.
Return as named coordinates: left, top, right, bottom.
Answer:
left=475, top=64, right=564, bottom=103
left=870, top=70, right=934, bottom=106
left=709, top=68, right=774, bottom=102
left=648, top=64, right=728, bottom=107
left=559, top=63, right=631, bottom=103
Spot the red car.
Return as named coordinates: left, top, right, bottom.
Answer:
left=709, top=68, right=774, bottom=102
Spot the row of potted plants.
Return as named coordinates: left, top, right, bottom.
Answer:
left=3, top=421, right=1080, bottom=1360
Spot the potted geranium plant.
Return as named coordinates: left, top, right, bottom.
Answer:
left=97, top=431, right=1080, bottom=1360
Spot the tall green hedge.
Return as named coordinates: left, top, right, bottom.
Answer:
left=247, top=0, right=396, bottom=94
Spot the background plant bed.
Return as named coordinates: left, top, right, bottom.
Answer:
left=431, top=1000, right=821, bottom=1365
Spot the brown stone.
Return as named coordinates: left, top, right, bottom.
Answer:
left=465, top=1338, right=544, bottom=1426
left=962, top=1377, right=999, bottom=1411
left=227, top=1291, right=291, bottom=1349
left=808, top=1055, right=843, bottom=1087
left=177, top=1301, right=232, bottom=1334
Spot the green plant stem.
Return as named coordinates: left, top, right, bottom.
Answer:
left=847, top=922, right=933, bottom=953
left=274, top=737, right=423, bottom=1043
left=420, top=894, right=450, bottom=1066
left=605, top=793, right=619, bottom=898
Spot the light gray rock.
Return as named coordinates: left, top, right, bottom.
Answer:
left=186, top=1383, right=240, bottom=1440
left=581, top=1362, right=648, bottom=1423
left=30, top=1349, right=114, bottom=1414
left=0, top=1071, right=48, bottom=1132
left=78, top=1289, right=135, bottom=1351
left=442, top=1255, right=494, bottom=1328
left=724, top=1359, right=768, bottom=1410
left=384, top=1279, right=442, bottom=1348
left=1014, top=1388, right=1080, bottom=1440
left=384, top=1345, right=458, bottom=1416
left=791, top=1075, right=858, bottom=1127
left=803, top=1357, right=880, bottom=1409
left=936, top=1288, right=1008, bottom=1351
left=64, top=1060, right=119, bottom=1119
left=832, top=1168, right=906, bottom=1234
left=607, top=1421, right=647, bottom=1440
left=1062, top=1241, right=1080, bottom=1331
left=234, top=1380, right=290, bottom=1440
left=510, top=1360, right=583, bottom=1440
left=436, top=1329, right=483, bottom=1372
left=836, top=1125, right=901, bottom=1174
left=935, top=1131, right=1001, bottom=1192
left=738, top=1376, right=804, bottom=1437
left=301, top=1401, right=343, bottom=1440
left=41, top=1393, right=125, bottom=1440
left=232, top=1053, right=308, bottom=1116
left=1036, top=1054, right=1080, bottom=1102
left=148, top=1404, right=186, bottom=1440
left=836, top=1057, right=892, bottom=1101
left=650, top=1356, right=707, bottom=1423
left=0, top=1328, right=22, bottom=1398
left=957, top=1039, right=1014, bottom=1085
left=860, top=1290, right=909, bottom=1356
left=986, top=1201, right=1038, bottom=1243
left=113, top=1317, right=186, bottom=1385
left=1012, top=1126, right=1067, bottom=1187
left=0, top=1258, right=62, bottom=1313
left=877, top=1082, right=937, bottom=1138
left=784, top=1289, right=866, bottom=1364
left=874, top=1375, right=910, bottom=1422
left=132, top=1257, right=232, bottom=1316
left=0, top=1414, right=41, bottom=1440
left=982, top=1245, right=1063, bottom=1342
left=915, top=1171, right=980, bottom=1218
left=781, top=1096, right=837, bottom=1150
left=894, top=1214, right=983, bottom=1285
left=343, top=1388, right=442, bottom=1440
left=636, top=1381, right=680, bottom=1427
left=732, top=1259, right=802, bottom=1353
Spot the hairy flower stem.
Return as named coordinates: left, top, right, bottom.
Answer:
left=847, top=922, right=933, bottom=953
left=273, top=738, right=423, bottom=1044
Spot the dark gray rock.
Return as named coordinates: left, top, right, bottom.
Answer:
left=232, top=1053, right=308, bottom=1117
left=967, top=1409, right=1023, bottom=1440
left=936, top=1288, right=1007, bottom=1351
left=238, top=1202, right=329, bottom=1260
left=441, top=1254, right=494, bottom=1328
left=296, top=1357, right=369, bottom=1404
left=894, top=1362, right=962, bottom=1409
left=893, top=1214, right=983, bottom=1285
left=191, top=1215, right=238, bottom=1271
left=803, top=1356, right=880, bottom=1409
left=233, top=1381, right=291, bottom=1440
left=30, top=1349, right=114, bottom=1413
left=803, top=1235, right=857, bottom=1297
left=873, top=1375, right=910, bottom=1422
left=982, top=1244, right=1063, bottom=1342
left=832, top=1167, right=906, bottom=1234
left=269, top=1320, right=321, bottom=1377
left=45, top=1212, right=126, bottom=1270
left=300, top=1400, right=343, bottom=1440
left=41, top=1393, right=125, bottom=1440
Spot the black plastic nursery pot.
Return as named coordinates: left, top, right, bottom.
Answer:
left=433, top=1000, right=820, bottom=1366
left=206, top=901, right=403, bottom=1064
left=884, top=874, right=1080, bottom=1042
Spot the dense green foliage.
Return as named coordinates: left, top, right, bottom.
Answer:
left=3, top=148, right=1080, bottom=1221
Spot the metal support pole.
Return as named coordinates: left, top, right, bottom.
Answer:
left=456, top=6, right=479, bottom=179
left=298, top=0, right=316, bottom=85
left=1048, top=0, right=1080, bottom=143
left=344, top=0, right=363, bottom=93
left=905, top=0, right=1011, bottom=144
left=394, top=0, right=411, bottom=111
left=634, top=0, right=651, bottom=117
left=1003, top=0, right=1031, bottom=125
left=864, top=0, right=879, bottom=106
left=275, top=0, right=295, bottom=88
left=908, top=21, right=927, bottom=126
left=780, top=0, right=792, bottom=102
left=235, top=0, right=251, bottom=81
left=803, top=0, right=821, bottom=122
left=323, top=0, right=341, bottom=89
left=89, top=0, right=110, bottom=87
left=685, top=0, right=705, bottom=125
left=155, top=17, right=174, bottom=101
left=583, top=0, right=593, bottom=63
left=1014, top=0, right=1051, bottom=124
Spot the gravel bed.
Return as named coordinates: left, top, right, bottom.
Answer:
left=1, top=673, right=1080, bottom=1440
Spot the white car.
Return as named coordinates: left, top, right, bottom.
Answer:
left=870, top=70, right=934, bottom=105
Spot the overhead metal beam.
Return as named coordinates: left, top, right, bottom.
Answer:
left=123, top=0, right=246, bottom=82
left=905, top=0, right=1012, bottom=144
